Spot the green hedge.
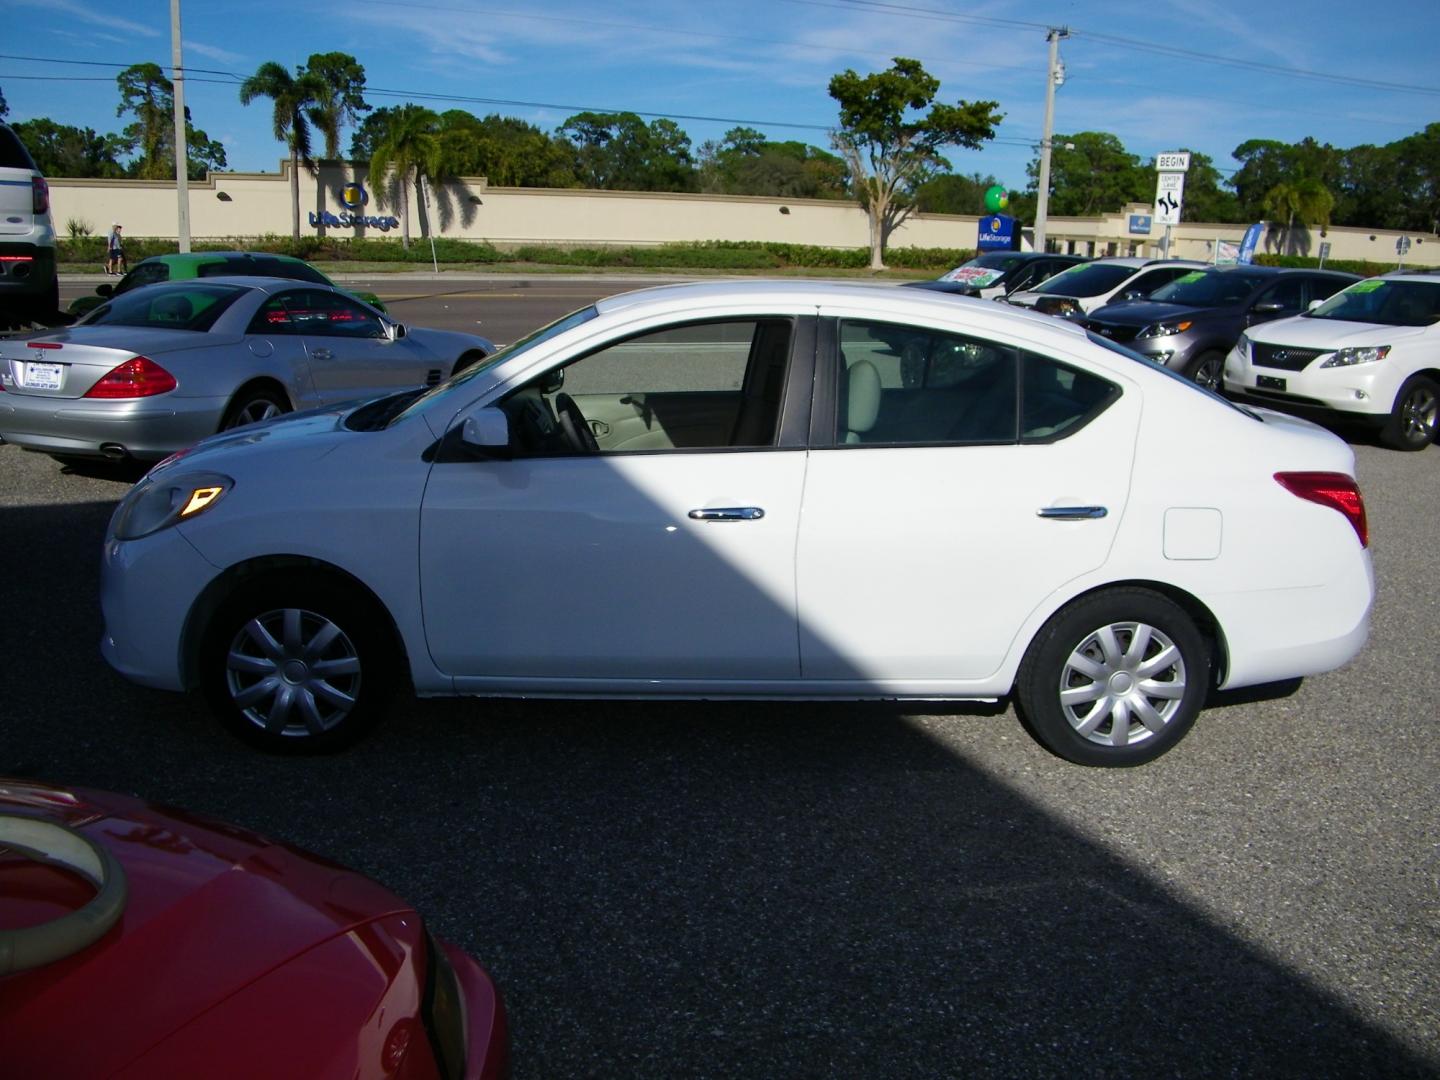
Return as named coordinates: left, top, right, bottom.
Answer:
left=56, top=236, right=971, bottom=273
left=1251, top=253, right=1418, bottom=277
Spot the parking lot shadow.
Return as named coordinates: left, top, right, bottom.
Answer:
left=0, top=496, right=1433, bottom=1078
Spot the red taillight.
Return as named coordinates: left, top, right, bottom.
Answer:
left=32, top=176, right=49, bottom=215
left=83, top=356, right=177, bottom=399
left=1275, top=471, right=1368, bottom=548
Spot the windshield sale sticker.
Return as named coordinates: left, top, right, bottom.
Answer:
left=1350, top=280, right=1385, bottom=293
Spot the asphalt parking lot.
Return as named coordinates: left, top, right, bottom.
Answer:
left=5, top=277, right=1439, bottom=1077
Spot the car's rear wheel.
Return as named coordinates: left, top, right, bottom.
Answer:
left=451, top=349, right=488, bottom=377
left=1380, top=375, right=1438, bottom=451
left=221, top=387, right=290, bottom=431
left=1015, top=588, right=1211, bottom=767
left=201, top=576, right=394, bottom=753
left=1186, top=350, right=1225, bottom=392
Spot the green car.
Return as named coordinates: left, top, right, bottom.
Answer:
left=68, top=251, right=387, bottom=318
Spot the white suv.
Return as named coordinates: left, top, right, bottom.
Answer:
left=1225, top=273, right=1440, bottom=450
left=1006, top=257, right=1208, bottom=317
left=0, top=123, right=57, bottom=329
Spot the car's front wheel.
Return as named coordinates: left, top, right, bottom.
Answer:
left=201, top=576, right=395, bottom=753
left=1380, top=375, right=1438, bottom=451
left=1186, top=350, right=1225, bottom=392
left=1015, top=588, right=1211, bottom=766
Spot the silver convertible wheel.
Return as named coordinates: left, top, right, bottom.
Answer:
left=225, top=608, right=362, bottom=737
left=1058, top=621, right=1186, bottom=747
left=1016, top=588, right=1211, bottom=767
left=202, top=576, right=393, bottom=753
left=221, top=387, right=291, bottom=431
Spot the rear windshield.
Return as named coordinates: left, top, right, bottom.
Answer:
left=197, top=257, right=331, bottom=285
left=1149, top=270, right=1266, bottom=306
left=1035, top=264, right=1135, bottom=297
left=1306, top=279, right=1440, bottom=327
left=81, top=283, right=247, bottom=332
left=0, top=126, right=39, bottom=171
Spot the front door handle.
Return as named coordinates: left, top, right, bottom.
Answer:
left=688, top=507, right=765, bottom=522
left=311, top=348, right=334, bottom=360
left=1037, top=506, right=1108, bottom=520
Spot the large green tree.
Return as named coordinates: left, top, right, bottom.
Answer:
left=433, top=111, right=578, bottom=188
left=10, top=119, right=125, bottom=178
left=115, top=63, right=227, bottom=181
left=557, top=111, right=698, bottom=192
left=913, top=171, right=1003, bottom=215
left=828, top=57, right=1000, bottom=269
left=697, top=127, right=848, bottom=199
left=367, top=104, right=443, bottom=248
left=239, top=61, right=327, bottom=238
left=1026, top=132, right=1149, bottom=217
left=304, top=52, right=369, bottom=160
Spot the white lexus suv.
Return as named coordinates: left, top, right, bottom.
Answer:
left=0, top=122, right=57, bottom=329
left=1225, top=273, right=1440, bottom=450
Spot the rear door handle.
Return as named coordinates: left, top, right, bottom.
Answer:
left=311, top=348, right=333, bottom=360
left=1037, top=506, right=1108, bottom=520
left=688, top=507, right=765, bottom=522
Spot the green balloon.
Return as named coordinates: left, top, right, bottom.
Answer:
left=984, top=186, right=1010, bottom=213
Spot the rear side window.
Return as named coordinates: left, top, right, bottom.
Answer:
left=84, top=284, right=246, bottom=331
left=0, top=126, right=39, bottom=171
left=258, top=258, right=329, bottom=284
left=197, top=259, right=246, bottom=278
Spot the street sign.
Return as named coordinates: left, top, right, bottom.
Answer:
left=1154, top=172, right=1185, bottom=225
left=1156, top=152, right=1192, bottom=173
left=1397, top=236, right=1411, bottom=255
left=1319, top=241, right=1332, bottom=259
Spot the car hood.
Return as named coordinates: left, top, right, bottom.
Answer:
left=1087, top=300, right=1229, bottom=326
left=1247, top=315, right=1432, bottom=347
left=0, top=779, right=413, bottom=1078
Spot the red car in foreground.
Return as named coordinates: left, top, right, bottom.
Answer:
left=0, top=779, right=507, bottom=1079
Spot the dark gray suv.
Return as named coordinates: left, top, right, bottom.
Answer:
left=0, top=123, right=57, bottom=329
left=1080, top=266, right=1360, bottom=389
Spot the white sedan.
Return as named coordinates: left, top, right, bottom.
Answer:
left=100, top=281, right=1375, bottom=766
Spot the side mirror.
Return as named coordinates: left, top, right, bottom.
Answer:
left=1307, top=299, right=1324, bottom=311
left=385, top=321, right=408, bottom=341
left=1121, top=289, right=1144, bottom=300
left=1251, top=301, right=1285, bottom=314
left=460, top=406, right=511, bottom=454
left=95, top=283, right=114, bottom=298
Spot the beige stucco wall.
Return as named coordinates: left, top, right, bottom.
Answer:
left=46, top=164, right=1439, bottom=267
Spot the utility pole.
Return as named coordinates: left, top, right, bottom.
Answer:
left=170, top=0, right=191, bottom=253
left=1032, top=26, right=1068, bottom=254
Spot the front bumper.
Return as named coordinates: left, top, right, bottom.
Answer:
left=1223, top=344, right=1397, bottom=421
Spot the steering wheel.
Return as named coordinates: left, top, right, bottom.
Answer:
left=554, top=393, right=599, bottom=453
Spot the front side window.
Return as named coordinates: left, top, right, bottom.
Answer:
left=832, top=321, right=1119, bottom=446
left=1034, top=263, right=1136, bottom=298
left=271, top=289, right=385, bottom=339
left=116, top=261, right=170, bottom=294
left=502, top=318, right=794, bottom=454
left=1258, top=277, right=1307, bottom=313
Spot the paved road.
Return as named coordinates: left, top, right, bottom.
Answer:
left=10, top=278, right=1440, bottom=1078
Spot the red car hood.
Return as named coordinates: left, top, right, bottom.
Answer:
left=0, top=780, right=417, bottom=1078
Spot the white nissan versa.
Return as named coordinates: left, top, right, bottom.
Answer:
left=100, top=281, right=1375, bottom=767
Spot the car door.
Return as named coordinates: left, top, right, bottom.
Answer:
left=794, top=316, right=1138, bottom=684
left=275, top=287, right=440, bottom=404
left=419, top=316, right=814, bottom=682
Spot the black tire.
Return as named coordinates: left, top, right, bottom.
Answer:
left=200, top=574, right=395, bottom=754
left=451, top=349, right=488, bottom=377
left=1379, top=375, right=1439, bottom=451
left=221, top=386, right=290, bottom=431
left=1186, top=350, right=1225, bottom=392
left=1014, top=588, right=1211, bottom=767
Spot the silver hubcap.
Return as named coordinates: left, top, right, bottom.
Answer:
left=1058, top=621, right=1187, bottom=747
left=1400, top=387, right=1437, bottom=444
left=1194, top=357, right=1223, bottom=391
left=225, top=608, right=361, bottom=737
left=229, top=400, right=281, bottom=428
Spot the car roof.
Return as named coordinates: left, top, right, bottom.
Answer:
left=132, top=275, right=330, bottom=294
left=139, top=251, right=307, bottom=268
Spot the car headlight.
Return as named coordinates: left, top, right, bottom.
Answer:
left=1235, top=332, right=1251, bottom=357
left=1321, top=345, right=1390, bottom=368
left=1136, top=319, right=1193, bottom=340
left=112, top=472, right=234, bottom=540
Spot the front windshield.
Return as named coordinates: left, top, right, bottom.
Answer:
left=390, top=304, right=599, bottom=426
left=1306, top=279, right=1440, bottom=327
left=1035, top=264, right=1135, bottom=297
left=80, top=283, right=246, bottom=331
left=1148, top=270, right=1265, bottom=307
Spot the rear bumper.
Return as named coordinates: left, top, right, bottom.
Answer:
left=0, top=393, right=227, bottom=460
left=441, top=940, right=510, bottom=1080
left=0, top=243, right=56, bottom=303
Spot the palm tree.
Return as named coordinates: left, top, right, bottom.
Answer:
left=367, top=105, right=442, bottom=249
left=1261, top=178, right=1335, bottom=256
left=239, top=62, right=326, bottom=239
left=303, top=52, right=369, bottom=161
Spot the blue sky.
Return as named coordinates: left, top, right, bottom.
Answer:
left=3, top=0, right=1438, bottom=192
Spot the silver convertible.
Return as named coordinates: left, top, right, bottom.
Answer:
left=0, top=277, right=494, bottom=463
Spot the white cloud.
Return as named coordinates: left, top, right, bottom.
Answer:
left=12, top=0, right=161, bottom=38
left=184, top=40, right=246, bottom=67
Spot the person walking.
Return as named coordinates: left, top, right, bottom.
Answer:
left=106, top=223, right=126, bottom=276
